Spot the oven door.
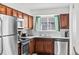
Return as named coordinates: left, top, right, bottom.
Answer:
left=21, top=41, right=29, bottom=55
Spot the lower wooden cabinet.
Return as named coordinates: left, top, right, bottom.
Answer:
left=29, top=39, right=35, bottom=55
left=18, top=42, right=21, bottom=55
left=35, top=39, right=44, bottom=53
left=29, top=38, right=54, bottom=55
left=43, top=39, right=54, bottom=54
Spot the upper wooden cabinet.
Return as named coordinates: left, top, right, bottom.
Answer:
left=0, top=4, right=7, bottom=14
left=6, top=7, right=13, bottom=16
left=28, top=15, right=33, bottom=29
left=60, top=14, right=69, bottom=29
left=12, top=9, right=18, bottom=17
left=18, top=11, right=23, bottom=19
left=23, top=14, right=29, bottom=29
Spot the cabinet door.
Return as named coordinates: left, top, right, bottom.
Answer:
left=0, top=4, right=7, bottom=14
left=44, top=39, right=54, bottom=54
left=18, top=43, right=21, bottom=55
left=29, top=39, right=35, bottom=55
left=60, top=14, right=69, bottom=29
left=29, top=16, right=33, bottom=29
left=35, top=39, right=44, bottom=53
left=6, top=7, right=13, bottom=16
left=12, top=9, right=18, bottom=17
left=23, top=14, right=29, bottom=29
left=18, top=11, right=23, bottom=19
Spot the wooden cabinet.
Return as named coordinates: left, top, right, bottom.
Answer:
left=6, top=7, right=13, bottom=16
left=28, top=16, right=33, bottom=29
left=29, top=39, right=35, bottom=55
left=18, top=11, right=23, bottom=19
left=18, top=43, right=21, bottom=55
left=35, top=38, right=54, bottom=55
left=60, top=14, right=69, bottom=29
left=43, top=39, right=54, bottom=54
left=23, top=14, right=29, bottom=29
left=0, top=4, right=7, bottom=14
left=35, top=39, right=44, bottom=53
left=12, top=9, right=18, bottom=17
left=0, top=4, right=33, bottom=30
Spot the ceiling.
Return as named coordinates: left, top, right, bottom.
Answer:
left=4, top=3, right=69, bottom=10
left=3, top=3, right=70, bottom=15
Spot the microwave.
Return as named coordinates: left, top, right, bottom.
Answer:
left=17, top=18, right=24, bottom=28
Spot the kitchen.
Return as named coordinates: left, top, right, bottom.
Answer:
left=0, top=3, right=79, bottom=55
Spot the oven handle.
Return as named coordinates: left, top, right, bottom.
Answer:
left=22, top=41, right=30, bottom=45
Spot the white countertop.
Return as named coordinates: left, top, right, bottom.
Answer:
left=20, top=36, right=69, bottom=39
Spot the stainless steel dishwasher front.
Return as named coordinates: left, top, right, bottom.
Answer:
left=54, top=39, right=69, bottom=55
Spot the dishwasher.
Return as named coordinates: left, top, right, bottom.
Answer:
left=54, top=39, right=69, bottom=55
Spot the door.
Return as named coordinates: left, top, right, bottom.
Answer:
left=0, top=14, right=17, bottom=35
left=6, top=7, right=13, bottom=16
left=0, top=37, right=3, bottom=55
left=12, top=9, right=18, bottom=17
left=29, top=39, right=35, bottom=54
left=54, top=40, right=68, bottom=55
left=23, top=14, right=29, bottom=29
left=60, top=14, right=69, bottom=29
left=0, top=17, right=2, bottom=36
left=29, top=16, right=33, bottom=29
left=2, top=35, right=18, bottom=55
left=0, top=18, right=3, bottom=55
left=44, top=40, right=50, bottom=53
left=0, top=4, right=7, bottom=14
left=35, top=39, right=44, bottom=53
left=0, top=38, right=1, bottom=54
left=18, top=11, right=23, bottom=19
left=43, top=39, right=54, bottom=54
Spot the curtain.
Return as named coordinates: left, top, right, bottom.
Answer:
left=54, top=15, right=60, bottom=31
left=35, top=16, right=41, bottom=31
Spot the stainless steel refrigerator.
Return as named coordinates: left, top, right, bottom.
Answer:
left=0, top=14, right=18, bottom=55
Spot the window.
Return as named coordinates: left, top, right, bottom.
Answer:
left=36, top=15, right=60, bottom=31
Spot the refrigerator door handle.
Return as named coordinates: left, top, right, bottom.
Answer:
left=0, top=17, right=3, bottom=55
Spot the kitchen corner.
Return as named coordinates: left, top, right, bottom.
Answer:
left=0, top=3, right=71, bottom=55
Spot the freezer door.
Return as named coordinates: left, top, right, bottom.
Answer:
left=2, top=35, right=18, bottom=55
left=0, top=14, right=17, bottom=35
left=0, top=18, right=2, bottom=36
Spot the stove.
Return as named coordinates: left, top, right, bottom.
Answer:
left=20, top=38, right=30, bottom=55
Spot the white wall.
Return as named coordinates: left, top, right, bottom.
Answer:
left=70, top=4, right=79, bottom=55
left=31, top=7, right=69, bottom=15
left=69, top=4, right=75, bottom=55
left=73, top=4, right=79, bottom=54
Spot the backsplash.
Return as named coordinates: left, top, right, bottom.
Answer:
left=23, top=28, right=69, bottom=37
left=32, top=29, right=69, bottom=37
